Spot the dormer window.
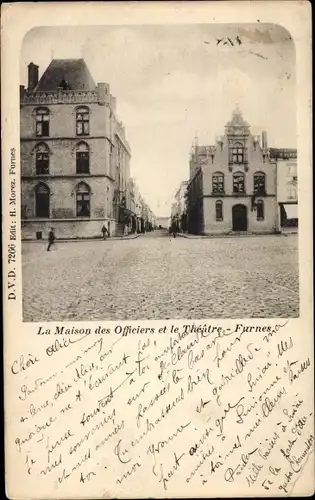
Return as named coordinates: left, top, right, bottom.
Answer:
left=58, top=79, right=71, bottom=90
left=232, top=142, right=244, bottom=164
left=35, top=108, right=49, bottom=137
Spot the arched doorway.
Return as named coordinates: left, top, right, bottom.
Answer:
left=232, top=204, right=247, bottom=231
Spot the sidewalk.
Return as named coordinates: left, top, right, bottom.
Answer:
left=177, top=231, right=286, bottom=239
left=22, top=234, right=141, bottom=243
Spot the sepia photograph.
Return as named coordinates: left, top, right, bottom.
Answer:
left=3, top=4, right=312, bottom=499
left=20, top=23, right=299, bottom=322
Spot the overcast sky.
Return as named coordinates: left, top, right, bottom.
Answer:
left=21, top=24, right=296, bottom=216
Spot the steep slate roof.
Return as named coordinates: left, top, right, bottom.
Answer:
left=35, top=59, right=96, bottom=91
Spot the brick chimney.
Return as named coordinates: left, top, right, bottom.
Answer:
left=261, top=130, right=268, bottom=151
left=28, top=62, right=39, bottom=91
left=20, top=85, right=25, bottom=101
left=110, top=94, right=117, bottom=113
left=96, top=82, right=110, bottom=105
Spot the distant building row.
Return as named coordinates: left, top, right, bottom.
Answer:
left=20, top=59, right=155, bottom=240
left=171, top=109, right=298, bottom=235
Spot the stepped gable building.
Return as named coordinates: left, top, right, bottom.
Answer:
left=186, top=108, right=278, bottom=235
left=20, top=58, right=131, bottom=239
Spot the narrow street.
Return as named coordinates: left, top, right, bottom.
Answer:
left=22, top=232, right=299, bottom=321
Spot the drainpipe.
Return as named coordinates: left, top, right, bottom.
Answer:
left=275, top=159, right=280, bottom=233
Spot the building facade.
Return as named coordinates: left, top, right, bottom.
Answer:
left=171, top=181, right=188, bottom=231
left=186, top=109, right=278, bottom=235
left=269, top=148, right=298, bottom=232
left=20, top=59, right=131, bottom=239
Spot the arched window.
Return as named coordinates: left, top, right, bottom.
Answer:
left=35, top=143, right=49, bottom=174
left=35, top=108, right=49, bottom=137
left=76, top=182, right=90, bottom=217
left=233, top=172, right=245, bottom=193
left=76, top=142, right=89, bottom=174
left=76, top=107, right=90, bottom=136
left=254, top=172, right=266, bottom=194
left=215, top=200, right=223, bottom=221
left=256, top=200, right=264, bottom=220
left=212, top=172, right=224, bottom=193
left=35, top=183, right=49, bottom=218
left=232, top=142, right=244, bottom=164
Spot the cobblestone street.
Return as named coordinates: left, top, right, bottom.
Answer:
left=22, top=232, right=299, bottom=321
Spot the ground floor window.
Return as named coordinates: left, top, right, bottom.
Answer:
left=35, top=183, right=49, bottom=218
left=215, top=200, right=223, bottom=221
left=256, top=199, right=264, bottom=220
left=76, top=182, right=90, bottom=217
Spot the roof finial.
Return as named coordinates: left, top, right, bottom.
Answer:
left=233, top=102, right=241, bottom=116
left=51, top=49, right=55, bottom=60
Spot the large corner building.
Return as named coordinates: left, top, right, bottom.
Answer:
left=20, top=59, right=131, bottom=239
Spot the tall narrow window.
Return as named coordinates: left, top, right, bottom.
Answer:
left=76, top=142, right=90, bottom=174
left=287, top=183, right=297, bottom=200
left=257, top=200, right=264, bottom=220
left=35, top=183, right=49, bottom=218
left=215, top=200, right=223, bottom=221
left=212, top=173, right=224, bottom=193
left=35, top=108, right=49, bottom=137
left=254, top=172, right=266, bottom=194
left=76, top=107, right=90, bottom=136
left=35, top=143, right=49, bottom=174
left=233, top=173, right=245, bottom=193
left=231, top=142, right=244, bottom=164
left=76, top=182, right=90, bottom=217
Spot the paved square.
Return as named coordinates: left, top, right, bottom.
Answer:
left=22, top=233, right=299, bottom=321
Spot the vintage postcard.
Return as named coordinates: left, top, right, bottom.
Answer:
left=2, top=1, right=313, bottom=498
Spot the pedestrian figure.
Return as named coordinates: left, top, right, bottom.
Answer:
left=47, top=227, right=55, bottom=251
left=101, top=224, right=108, bottom=240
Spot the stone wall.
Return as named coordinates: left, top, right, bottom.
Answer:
left=203, top=196, right=278, bottom=234
left=21, top=218, right=116, bottom=240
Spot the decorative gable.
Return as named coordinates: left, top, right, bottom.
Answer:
left=225, top=108, right=250, bottom=170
